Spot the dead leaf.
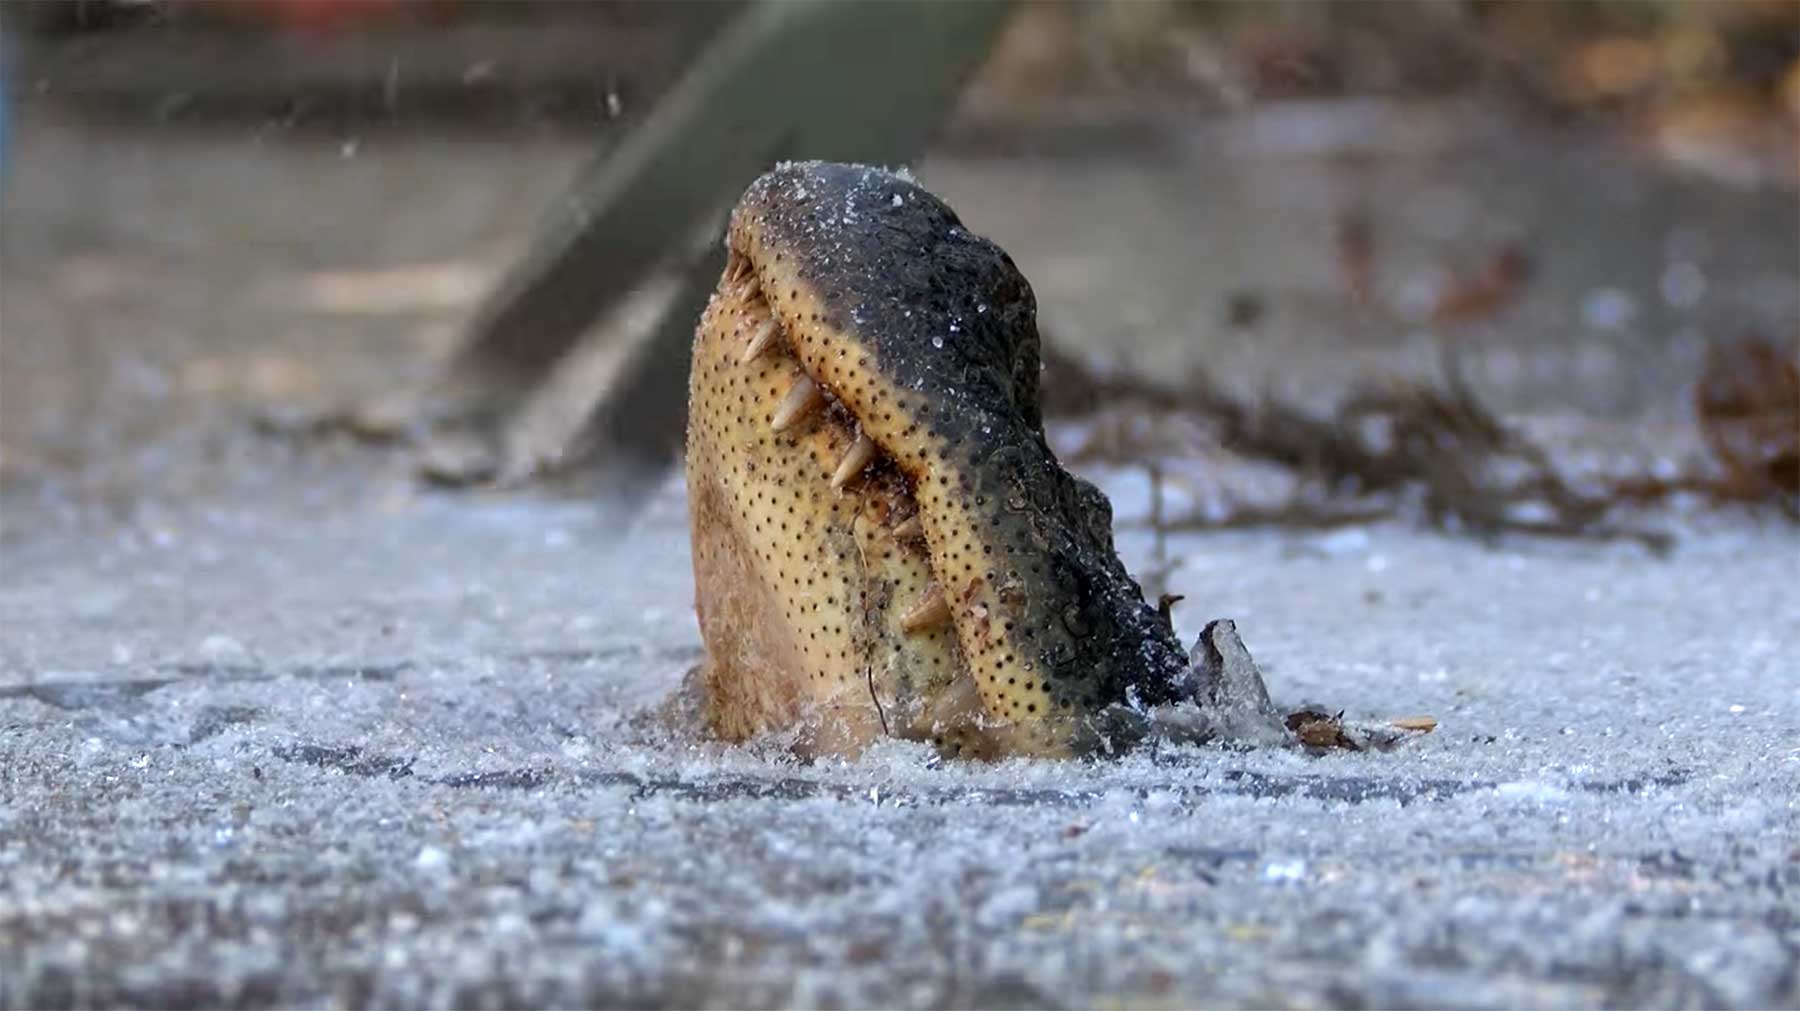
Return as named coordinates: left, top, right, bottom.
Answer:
left=1285, top=708, right=1359, bottom=751
left=1696, top=337, right=1800, bottom=514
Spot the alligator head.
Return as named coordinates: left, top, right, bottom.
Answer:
left=685, top=162, right=1196, bottom=758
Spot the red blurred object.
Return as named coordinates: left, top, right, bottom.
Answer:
left=1430, top=246, right=1533, bottom=327
left=1336, top=209, right=1375, bottom=307
left=238, top=0, right=409, bottom=37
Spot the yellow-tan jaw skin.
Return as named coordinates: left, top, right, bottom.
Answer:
left=686, top=162, right=1189, bottom=759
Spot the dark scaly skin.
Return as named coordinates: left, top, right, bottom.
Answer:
left=687, top=162, right=1188, bottom=757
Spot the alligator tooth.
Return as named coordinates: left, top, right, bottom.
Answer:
left=829, top=433, right=876, bottom=490
left=739, top=318, right=780, bottom=364
left=900, top=583, right=951, bottom=633
left=727, top=263, right=760, bottom=301
left=891, top=516, right=922, bottom=540
left=771, top=375, right=825, bottom=432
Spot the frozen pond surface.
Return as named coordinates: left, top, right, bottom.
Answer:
left=2, top=467, right=1796, bottom=1009
left=2, top=96, right=1797, bottom=1007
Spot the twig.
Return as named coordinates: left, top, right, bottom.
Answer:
left=1040, top=341, right=1694, bottom=548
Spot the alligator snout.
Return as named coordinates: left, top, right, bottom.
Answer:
left=686, top=162, right=1193, bottom=757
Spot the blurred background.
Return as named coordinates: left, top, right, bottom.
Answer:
left=2, top=8, right=1798, bottom=1008
left=1, top=0, right=1795, bottom=525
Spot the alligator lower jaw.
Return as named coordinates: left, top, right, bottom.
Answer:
left=687, top=249, right=982, bottom=756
